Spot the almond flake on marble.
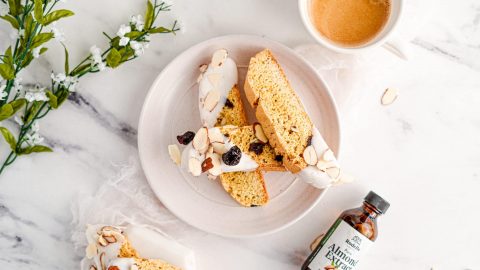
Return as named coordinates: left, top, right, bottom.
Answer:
left=188, top=158, right=202, bottom=176
left=253, top=123, right=268, bottom=143
left=89, top=266, right=97, bottom=270
left=85, top=243, right=98, bottom=259
left=193, top=127, right=209, bottom=154
left=198, top=64, right=208, bottom=73
left=203, top=89, right=221, bottom=112
left=168, top=144, right=181, bottom=165
left=303, top=145, right=318, bottom=166
left=103, top=235, right=117, bottom=243
left=211, top=49, right=228, bottom=67
left=381, top=88, right=398, bottom=105
left=322, top=149, right=335, bottom=161
left=207, top=73, right=221, bottom=87
left=326, top=167, right=341, bottom=180
left=98, top=235, right=108, bottom=247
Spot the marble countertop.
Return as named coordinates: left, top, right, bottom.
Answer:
left=1, top=0, right=479, bottom=269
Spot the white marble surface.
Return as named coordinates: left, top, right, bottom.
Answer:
left=0, top=0, right=479, bottom=269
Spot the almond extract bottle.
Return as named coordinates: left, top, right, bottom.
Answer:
left=301, top=191, right=390, bottom=270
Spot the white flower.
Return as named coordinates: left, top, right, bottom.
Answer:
left=0, top=5, right=8, bottom=16
left=32, top=46, right=43, bottom=58
left=90, top=45, right=101, bottom=56
left=117, top=24, right=131, bottom=37
left=30, top=121, right=40, bottom=133
left=51, top=72, right=66, bottom=83
left=119, top=36, right=130, bottom=46
left=24, top=86, right=49, bottom=102
left=25, top=132, right=44, bottom=146
left=0, top=84, right=7, bottom=100
left=12, top=77, right=23, bottom=94
left=64, top=76, right=79, bottom=91
left=97, top=62, right=106, bottom=71
left=90, top=45, right=107, bottom=71
left=51, top=25, right=65, bottom=42
left=130, top=15, right=144, bottom=31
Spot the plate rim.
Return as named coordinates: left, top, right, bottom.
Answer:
left=137, top=34, right=342, bottom=238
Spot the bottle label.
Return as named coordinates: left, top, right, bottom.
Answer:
left=307, top=219, right=373, bottom=270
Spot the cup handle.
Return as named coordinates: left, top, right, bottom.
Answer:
left=382, top=36, right=409, bottom=60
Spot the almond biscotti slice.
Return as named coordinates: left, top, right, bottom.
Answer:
left=244, top=49, right=312, bottom=173
left=84, top=225, right=194, bottom=270
left=244, top=49, right=352, bottom=188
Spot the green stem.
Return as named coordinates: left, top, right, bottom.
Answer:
left=0, top=151, right=16, bottom=174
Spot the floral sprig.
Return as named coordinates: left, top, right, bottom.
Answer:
left=0, top=0, right=180, bottom=174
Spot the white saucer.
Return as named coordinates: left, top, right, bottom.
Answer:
left=138, top=35, right=341, bottom=238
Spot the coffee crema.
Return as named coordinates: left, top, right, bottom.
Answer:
left=309, top=0, right=391, bottom=47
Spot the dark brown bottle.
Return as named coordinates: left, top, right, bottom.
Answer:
left=301, top=191, right=389, bottom=270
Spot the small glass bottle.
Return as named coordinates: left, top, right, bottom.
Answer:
left=301, top=191, right=390, bottom=270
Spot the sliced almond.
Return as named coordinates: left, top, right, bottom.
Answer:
left=207, top=153, right=222, bottom=176
left=198, top=64, right=208, bottom=73
left=207, top=73, right=221, bottom=87
left=85, top=243, right=98, bottom=259
left=316, top=160, right=335, bottom=171
left=208, top=128, right=224, bottom=143
left=103, top=235, right=117, bottom=243
left=322, top=149, right=335, bottom=162
left=207, top=145, right=214, bottom=155
left=326, top=167, right=341, bottom=180
left=188, top=158, right=202, bottom=176
left=97, top=235, right=108, bottom=247
left=99, top=252, right=106, bottom=270
left=203, top=89, right=221, bottom=112
left=211, top=49, right=228, bottom=67
left=168, top=144, right=181, bottom=165
left=381, top=88, right=398, bottom=105
left=303, top=145, right=318, bottom=166
left=90, top=266, right=97, bottom=270
left=291, top=126, right=299, bottom=133
left=253, top=123, right=268, bottom=143
left=309, top=233, right=325, bottom=251
left=211, top=142, right=228, bottom=154
left=192, top=127, right=209, bottom=154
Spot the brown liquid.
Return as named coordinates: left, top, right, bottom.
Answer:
left=309, top=0, right=390, bottom=47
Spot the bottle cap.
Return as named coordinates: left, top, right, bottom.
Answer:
left=364, top=191, right=390, bottom=214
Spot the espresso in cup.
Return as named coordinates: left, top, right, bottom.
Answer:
left=309, top=0, right=391, bottom=47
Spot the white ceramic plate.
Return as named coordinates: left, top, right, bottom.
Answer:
left=138, top=35, right=340, bottom=238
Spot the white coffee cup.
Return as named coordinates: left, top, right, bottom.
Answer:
left=298, top=0, right=408, bottom=59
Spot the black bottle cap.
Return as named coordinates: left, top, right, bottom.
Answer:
left=364, top=191, right=390, bottom=214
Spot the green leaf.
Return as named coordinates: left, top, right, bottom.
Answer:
left=106, top=48, right=121, bottom=68
left=0, top=127, right=17, bottom=151
left=149, top=27, right=170, bottom=34
left=33, top=0, right=43, bottom=22
left=23, top=14, right=34, bottom=40
left=62, top=44, right=69, bottom=74
left=18, top=145, right=53, bottom=155
left=26, top=101, right=42, bottom=123
left=9, top=99, right=26, bottom=114
left=144, top=0, right=154, bottom=29
left=0, top=63, right=15, bottom=80
left=7, top=0, right=21, bottom=16
left=125, top=31, right=142, bottom=39
left=70, top=63, right=91, bottom=77
left=31, top=32, right=53, bottom=49
left=119, top=47, right=134, bottom=61
left=4, top=47, right=14, bottom=66
left=0, top=15, right=19, bottom=29
left=0, top=104, right=14, bottom=121
left=56, top=89, right=69, bottom=107
left=41, top=9, right=74, bottom=26
left=46, top=91, right=58, bottom=109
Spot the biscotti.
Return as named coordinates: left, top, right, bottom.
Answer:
left=244, top=49, right=313, bottom=173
